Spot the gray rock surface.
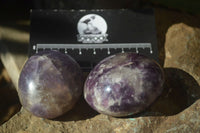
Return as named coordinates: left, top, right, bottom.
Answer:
left=0, top=99, right=200, bottom=133
left=164, top=23, right=200, bottom=84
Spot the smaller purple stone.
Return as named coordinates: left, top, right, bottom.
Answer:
left=84, top=52, right=164, bottom=117
left=18, top=51, right=83, bottom=119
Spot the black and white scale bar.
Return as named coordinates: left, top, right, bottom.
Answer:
left=33, top=43, right=153, bottom=54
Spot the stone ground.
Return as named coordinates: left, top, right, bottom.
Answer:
left=0, top=8, right=200, bottom=133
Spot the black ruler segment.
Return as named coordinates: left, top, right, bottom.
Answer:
left=30, top=9, right=158, bottom=71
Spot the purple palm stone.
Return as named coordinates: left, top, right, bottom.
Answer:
left=18, top=51, right=83, bottom=119
left=84, top=52, right=164, bottom=117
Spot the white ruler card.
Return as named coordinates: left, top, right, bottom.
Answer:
left=29, top=9, right=158, bottom=71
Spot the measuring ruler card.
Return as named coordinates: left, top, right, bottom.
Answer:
left=29, top=9, right=158, bottom=71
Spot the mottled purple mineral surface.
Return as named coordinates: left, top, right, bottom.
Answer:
left=84, top=53, right=164, bottom=117
left=18, top=51, right=83, bottom=119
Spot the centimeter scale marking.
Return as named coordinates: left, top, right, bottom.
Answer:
left=33, top=43, right=153, bottom=55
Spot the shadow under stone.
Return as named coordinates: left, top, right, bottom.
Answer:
left=135, top=67, right=200, bottom=117
left=53, top=72, right=98, bottom=122
left=53, top=95, right=98, bottom=122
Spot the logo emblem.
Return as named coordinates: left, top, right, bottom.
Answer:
left=77, top=14, right=108, bottom=43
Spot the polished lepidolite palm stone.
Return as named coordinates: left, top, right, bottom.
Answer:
left=18, top=51, right=83, bottom=119
left=84, top=52, right=164, bottom=117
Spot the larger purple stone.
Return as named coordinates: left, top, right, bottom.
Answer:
left=18, top=51, right=83, bottom=119
left=84, top=52, right=164, bottom=117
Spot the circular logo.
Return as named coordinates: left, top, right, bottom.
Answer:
left=77, top=14, right=107, bottom=35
